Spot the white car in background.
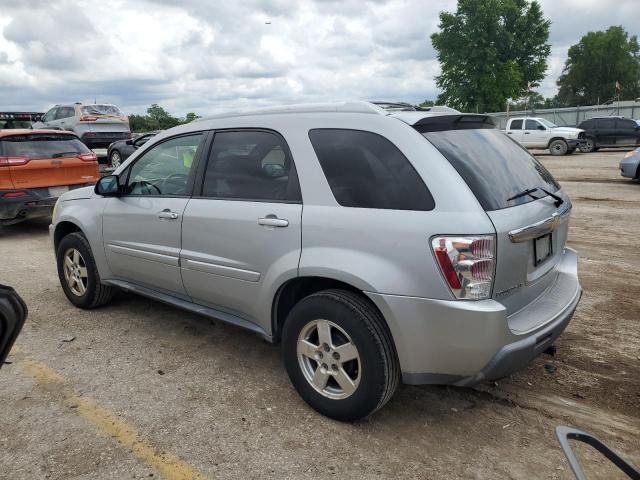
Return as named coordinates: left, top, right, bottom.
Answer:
left=505, top=117, right=586, bottom=155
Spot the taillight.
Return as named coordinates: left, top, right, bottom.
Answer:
left=80, top=115, right=98, bottom=121
left=2, top=191, right=27, bottom=198
left=431, top=236, right=495, bottom=300
left=78, top=152, right=97, bottom=162
left=0, top=156, right=29, bottom=166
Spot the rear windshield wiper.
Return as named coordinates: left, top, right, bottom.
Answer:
left=507, top=187, right=564, bottom=207
left=51, top=152, right=80, bottom=158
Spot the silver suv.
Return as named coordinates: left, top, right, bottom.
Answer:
left=33, top=103, right=131, bottom=150
left=50, top=102, right=582, bottom=421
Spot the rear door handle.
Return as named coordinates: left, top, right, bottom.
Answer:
left=524, top=132, right=531, bottom=135
left=158, top=210, right=179, bottom=220
left=258, top=215, right=289, bottom=227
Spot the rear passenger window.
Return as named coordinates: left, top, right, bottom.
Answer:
left=201, top=130, right=301, bottom=202
left=509, top=120, right=523, bottom=130
left=308, top=129, right=434, bottom=211
left=598, top=118, right=616, bottom=129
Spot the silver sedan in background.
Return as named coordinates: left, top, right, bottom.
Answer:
left=620, top=148, right=640, bottom=181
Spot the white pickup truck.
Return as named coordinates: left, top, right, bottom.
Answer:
left=505, top=117, right=586, bottom=155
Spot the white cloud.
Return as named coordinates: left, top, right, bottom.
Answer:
left=0, top=0, right=637, bottom=115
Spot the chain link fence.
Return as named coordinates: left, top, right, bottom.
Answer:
left=488, top=100, right=640, bottom=129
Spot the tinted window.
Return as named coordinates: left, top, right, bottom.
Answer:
left=309, top=129, right=434, bottom=210
left=597, top=118, right=616, bottom=129
left=420, top=129, right=559, bottom=211
left=579, top=119, right=594, bottom=130
left=509, top=119, right=523, bottom=130
left=525, top=119, right=541, bottom=130
left=126, top=134, right=203, bottom=196
left=617, top=119, right=636, bottom=130
left=1, top=134, right=90, bottom=159
left=42, top=109, right=57, bottom=122
left=201, top=130, right=301, bottom=202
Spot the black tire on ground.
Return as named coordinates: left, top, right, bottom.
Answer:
left=282, top=289, right=400, bottom=421
left=56, top=232, right=115, bottom=309
left=566, top=146, right=577, bottom=154
left=580, top=137, right=596, bottom=153
left=549, top=139, right=568, bottom=156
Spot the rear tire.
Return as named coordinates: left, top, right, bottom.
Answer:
left=56, top=233, right=115, bottom=309
left=549, top=139, right=568, bottom=156
left=282, top=289, right=399, bottom=421
left=109, top=150, right=122, bottom=169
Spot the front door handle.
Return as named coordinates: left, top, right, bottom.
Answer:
left=158, top=209, right=179, bottom=220
left=258, top=215, right=289, bottom=227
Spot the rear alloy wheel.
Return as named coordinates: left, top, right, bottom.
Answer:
left=283, top=289, right=399, bottom=421
left=549, top=139, right=568, bottom=156
left=580, top=137, right=596, bottom=153
left=109, top=150, right=122, bottom=169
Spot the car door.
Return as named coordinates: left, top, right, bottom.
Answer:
left=506, top=119, right=524, bottom=144
left=102, top=132, right=206, bottom=296
left=180, top=129, right=303, bottom=330
left=615, top=118, right=638, bottom=146
left=524, top=119, right=547, bottom=148
left=55, top=106, right=76, bottom=131
left=595, top=118, right=616, bottom=146
left=38, top=108, right=58, bottom=128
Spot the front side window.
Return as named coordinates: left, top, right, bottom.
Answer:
left=55, top=107, right=75, bottom=120
left=308, top=129, right=434, bottom=210
left=525, top=119, right=542, bottom=130
left=125, top=134, right=203, bottom=196
left=42, top=109, right=57, bottom=122
left=201, top=130, right=301, bottom=202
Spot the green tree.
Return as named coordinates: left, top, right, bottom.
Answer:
left=418, top=100, right=435, bottom=108
left=431, top=0, right=550, bottom=112
left=127, top=105, right=197, bottom=133
left=183, top=112, right=198, bottom=123
left=556, top=26, right=640, bottom=106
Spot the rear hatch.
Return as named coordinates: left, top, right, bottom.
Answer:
left=0, top=133, right=100, bottom=189
left=413, top=115, right=570, bottom=320
left=79, top=104, right=131, bottom=135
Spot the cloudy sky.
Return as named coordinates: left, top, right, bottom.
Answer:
left=0, top=0, right=637, bottom=116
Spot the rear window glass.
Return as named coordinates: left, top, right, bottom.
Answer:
left=309, top=129, right=434, bottom=211
left=509, top=119, right=523, bottom=130
left=81, top=105, right=123, bottom=116
left=1, top=134, right=90, bottom=159
left=420, top=128, right=559, bottom=211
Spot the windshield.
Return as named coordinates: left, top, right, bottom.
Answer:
left=1, top=134, right=90, bottom=159
left=81, top=105, right=123, bottom=116
left=421, top=129, right=559, bottom=211
left=538, top=118, right=558, bottom=128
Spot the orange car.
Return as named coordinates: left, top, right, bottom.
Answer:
left=0, top=129, right=99, bottom=226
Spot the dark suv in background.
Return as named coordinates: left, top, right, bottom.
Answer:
left=577, top=116, right=640, bottom=153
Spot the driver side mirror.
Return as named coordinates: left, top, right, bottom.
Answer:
left=95, top=175, right=123, bottom=197
left=125, top=139, right=134, bottom=145
left=537, top=125, right=546, bottom=131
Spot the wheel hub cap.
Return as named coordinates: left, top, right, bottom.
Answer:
left=63, top=248, right=88, bottom=296
left=297, top=319, right=361, bottom=400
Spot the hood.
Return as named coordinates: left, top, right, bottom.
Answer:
left=59, top=185, right=94, bottom=201
left=552, top=126, right=583, bottom=136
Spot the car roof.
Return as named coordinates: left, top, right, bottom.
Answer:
left=194, top=101, right=461, bottom=127
left=0, top=129, right=78, bottom=138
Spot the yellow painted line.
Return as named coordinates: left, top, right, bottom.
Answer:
left=15, top=356, right=208, bottom=480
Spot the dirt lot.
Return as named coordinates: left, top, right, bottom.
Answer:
left=1, top=150, right=638, bottom=479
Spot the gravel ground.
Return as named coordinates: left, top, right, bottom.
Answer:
left=1, top=150, right=638, bottom=479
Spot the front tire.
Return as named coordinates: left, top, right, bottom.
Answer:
left=282, top=289, right=399, bottom=421
left=549, top=139, right=568, bottom=156
left=580, top=137, right=596, bottom=153
left=56, top=233, right=115, bottom=309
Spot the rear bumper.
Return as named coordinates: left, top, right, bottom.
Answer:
left=620, top=156, right=639, bottom=179
left=0, top=184, right=91, bottom=225
left=367, top=247, right=582, bottom=386
left=80, top=132, right=131, bottom=149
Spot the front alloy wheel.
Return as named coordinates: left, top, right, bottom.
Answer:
left=110, top=150, right=122, bottom=169
left=63, top=248, right=88, bottom=296
left=297, top=319, right=361, bottom=400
